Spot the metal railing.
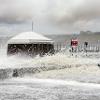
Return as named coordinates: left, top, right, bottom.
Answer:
left=54, top=42, right=100, bottom=53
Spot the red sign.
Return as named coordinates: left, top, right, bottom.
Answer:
left=71, top=39, right=78, bottom=47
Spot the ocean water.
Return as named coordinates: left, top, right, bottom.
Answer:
left=0, top=35, right=100, bottom=100
left=1, top=78, right=100, bottom=100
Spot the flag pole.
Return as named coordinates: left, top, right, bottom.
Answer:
left=32, top=21, right=33, bottom=32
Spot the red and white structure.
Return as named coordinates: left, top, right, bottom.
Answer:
left=71, top=38, right=78, bottom=48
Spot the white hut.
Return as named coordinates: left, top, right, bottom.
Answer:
left=7, top=32, right=54, bottom=56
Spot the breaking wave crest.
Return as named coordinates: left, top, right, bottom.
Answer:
left=0, top=48, right=100, bottom=83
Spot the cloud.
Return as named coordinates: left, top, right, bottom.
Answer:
left=51, top=0, right=100, bottom=31
left=0, top=0, right=100, bottom=34
left=0, top=0, right=48, bottom=23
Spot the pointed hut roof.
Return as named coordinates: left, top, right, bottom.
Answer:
left=8, top=32, right=53, bottom=44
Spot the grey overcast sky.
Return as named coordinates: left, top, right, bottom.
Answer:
left=0, top=0, right=100, bottom=35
